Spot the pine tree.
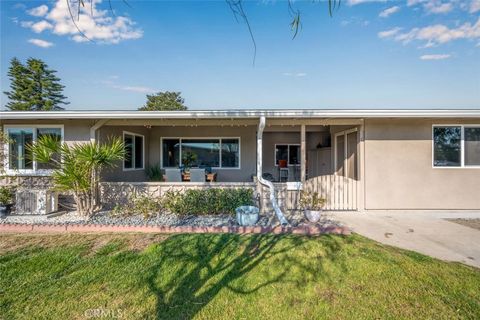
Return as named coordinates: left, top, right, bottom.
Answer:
left=3, top=58, right=31, bottom=110
left=3, top=57, right=68, bottom=111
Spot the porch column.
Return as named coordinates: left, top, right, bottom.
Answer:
left=301, top=124, right=306, bottom=183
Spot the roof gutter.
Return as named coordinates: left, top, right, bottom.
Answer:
left=1, top=109, right=480, bottom=120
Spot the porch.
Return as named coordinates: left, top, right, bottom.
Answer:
left=97, top=117, right=363, bottom=212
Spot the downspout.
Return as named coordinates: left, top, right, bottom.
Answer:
left=257, top=116, right=289, bottom=226
left=90, top=119, right=108, bottom=143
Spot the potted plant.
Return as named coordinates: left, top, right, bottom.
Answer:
left=182, top=151, right=197, bottom=172
left=299, top=191, right=326, bottom=223
left=0, top=186, right=14, bottom=217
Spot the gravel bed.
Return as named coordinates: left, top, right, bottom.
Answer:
left=0, top=210, right=343, bottom=228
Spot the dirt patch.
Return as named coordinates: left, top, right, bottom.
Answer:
left=0, top=233, right=170, bottom=255
left=446, top=218, right=480, bottom=231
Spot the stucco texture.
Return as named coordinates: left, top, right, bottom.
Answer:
left=364, top=118, right=480, bottom=210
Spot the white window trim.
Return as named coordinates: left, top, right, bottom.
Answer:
left=3, top=124, right=64, bottom=176
left=123, top=131, right=145, bottom=171
left=432, top=124, right=480, bottom=169
left=274, top=143, right=301, bottom=167
left=160, top=137, right=241, bottom=170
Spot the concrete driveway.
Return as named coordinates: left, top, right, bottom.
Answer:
left=327, top=211, right=480, bottom=268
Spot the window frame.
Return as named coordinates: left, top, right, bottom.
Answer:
left=274, top=143, right=301, bottom=167
left=432, top=124, right=480, bottom=169
left=122, top=131, right=145, bottom=171
left=3, top=124, right=64, bottom=176
left=160, top=137, right=241, bottom=170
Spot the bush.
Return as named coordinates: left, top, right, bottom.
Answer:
left=162, top=188, right=254, bottom=215
left=111, top=194, right=163, bottom=219
left=0, top=186, right=15, bottom=205
left=146, top=164, right=163, bottom=181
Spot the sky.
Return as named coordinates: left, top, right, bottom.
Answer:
left=0, top=0, right=479, bottom=110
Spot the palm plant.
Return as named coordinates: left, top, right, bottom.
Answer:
left=28, top=135, right=124, bottom=216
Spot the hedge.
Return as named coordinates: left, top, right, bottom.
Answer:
left=162, top=188, right=254, bottom=215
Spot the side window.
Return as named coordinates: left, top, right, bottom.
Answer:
left=123, top=132, right=144, bottom=170
left=465, top=127, right=480, bottom=166
left=5, top=126, right=62, bottom=172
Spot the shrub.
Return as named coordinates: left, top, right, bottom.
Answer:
left=28, top=135, right=124, bottom=216
left=162, top=188, right=254, bottom=215
left=0, top=186, right=15, bottom=205
left=299, top=191, right=326, bottom=211
left=111, top=194, right=163, bottom=219
left=146, top=164, right=163, bottom=181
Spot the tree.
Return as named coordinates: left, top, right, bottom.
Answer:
left=3, top=58, right=68, bottom=111
left=28, top=135, right=124, bottom=216
left=3, top=58, right=31, bottom=111
left=139, top=91, right=188, bottom=111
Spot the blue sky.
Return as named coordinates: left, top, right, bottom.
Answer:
left=1, top=0, right=479, bottom=110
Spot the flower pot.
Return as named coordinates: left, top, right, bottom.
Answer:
left=0, top=204, right=13, bottom=217
left=304, top=209, right=322, bottom=223
left=236, top=206, right=259, bottom=226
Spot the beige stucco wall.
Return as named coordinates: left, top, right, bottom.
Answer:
left=364, top=118, right=480, bottom=210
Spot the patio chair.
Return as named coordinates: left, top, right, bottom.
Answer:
left=165, top=168, right=182, bottom=182
left=190, top=168, right=206, bottom=182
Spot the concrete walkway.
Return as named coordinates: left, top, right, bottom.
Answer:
left=327, top=211, right=480, bottom=268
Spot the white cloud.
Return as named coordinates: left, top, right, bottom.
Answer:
left=378, top=27, right=402, bottom=38
left=112, top=85, right=156, bottom=93
left=28, top=38, right=54, bottom=48
left=407, top=0, right=423, bottom=5
left=283, top=72, right=307, bottom=77
left=27, top=5, right=49, bottom=17
left=379, top=6, right=400, bottom=18
left=470, top=0, right=480, bottom=13
left=420, top=54, right=451, bottom=60
left=347, top=0, right=386, bottom=5
left=424, top=1, right=453, bottom=14
left=379, top=18, right=480, bottom=46
left=31, top=20, right=53, bottom=33
left=406, top=0, right=454, bottom=14
left=21, top=0, right=142, bottom=44
left=101, top=78, right=155, bottom=93
left=20, top=21, right=33, bottom=28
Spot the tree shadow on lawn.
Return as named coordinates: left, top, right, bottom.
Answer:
left=145, top=233, right=351, bottom=319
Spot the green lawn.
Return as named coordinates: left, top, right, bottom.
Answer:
left=1, top=233, right=479, bottom=320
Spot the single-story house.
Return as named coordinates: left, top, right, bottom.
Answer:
left=1, top=109, right=479, bottom=214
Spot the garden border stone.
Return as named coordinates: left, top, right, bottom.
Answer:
left=0, top=223, right=350, bottom=235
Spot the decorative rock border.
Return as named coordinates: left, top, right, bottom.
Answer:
left=0, top=223, right=350, bottom=235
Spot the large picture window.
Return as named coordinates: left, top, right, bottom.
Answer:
left=161, top=138, right=240, bottom=169
left=275, top=144, right=300, bottom=166
left=4, top=125, right=63, bottom=173
left=433, top=125, right=480, bottom=167
left=123, top=132, right=144, bottom=170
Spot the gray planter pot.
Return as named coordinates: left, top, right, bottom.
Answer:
left=236, top=206, right=259, bottom=226
left=0, top=204, right=13, bottom=218
left=304, top=209, right=322, bottom=223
